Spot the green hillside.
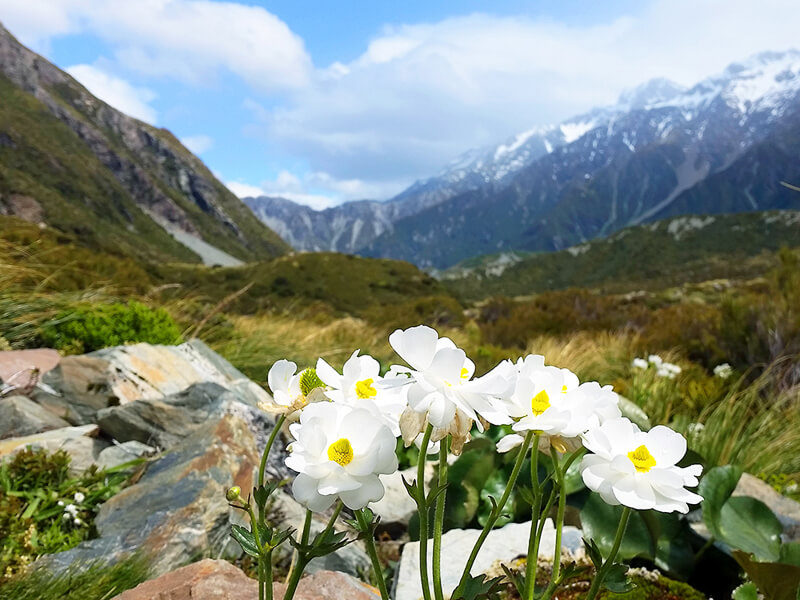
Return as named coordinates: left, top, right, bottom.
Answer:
left=443, top=210, right=800, bottom=300
left=0, top=24, right=288, bottom=264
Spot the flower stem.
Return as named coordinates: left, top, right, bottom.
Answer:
left=524, top=434, right=541, bottom=600
left=357, top=509, right=390, bottom=600
left=585, top=506, right=632, bottom=600
left=453, top=430, right=534, bottom=599
left=258, top=414, right=286, bottom=490
left=283, top=502, right=343, bottom=600
left=432, top=436, right=449, bottom=600
left=285, top=510, right=312, bottom=583
left=417, top=423, right=434, bottom=600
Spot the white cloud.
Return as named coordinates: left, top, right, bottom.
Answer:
left=0, top=0, right=311, bottom=91
left=226, top=181, right=264, bottom=199
left=65, top=64, right=158, bottom=123
left=180, top=134, right=214, bottom=154
left=262, top=0, right=800, bottom=187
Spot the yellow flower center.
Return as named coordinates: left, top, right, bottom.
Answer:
left=628, top=445, right=657, bottom=473
left=460, top=367, right=469, bottom=380
left=561, top=385, right=568, bottom=393
left=327, top=438, right=354, bottom=466
left=355, top=378, right=377, bottom=399
left=531, top=390, right=551, bottom=416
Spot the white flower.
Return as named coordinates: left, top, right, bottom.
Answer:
left=73, top=518, right=83, bottom=526
left=648, top=354, right=663, bottom=367
left=388, top=325, right=513, bottom=451
left=713, top=363, right=733, bottom=379
left=656, top=362, right=680, bottom=379
left=73, top=492, right=85, bottom=504
left=64, top=503, right=78, bottom=516
left=496, top=356, right=620, bottom=453
left=285, top=402, right=398, bottom=511
left=260, top=359, right=305, bottom=413
left=581, top=418, right=703, bottom=513
left=687, top=422, right=705, bottom=436
left=316, top=350, right=406, bottom=437
left=632, top=358, right=649, bottom=370
left=57, top=500, right=64, bottom=507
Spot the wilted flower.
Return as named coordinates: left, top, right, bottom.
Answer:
left=713, top=363, right=733, bottom=379
left=632, top=358, right=649, bottom=370
left=496, top=356, right=620, bottom=453
left=389, top=325, right=513, bottom=453
left=581, top=417, right=702, bottom=513
left=260, top=360, right=327, bottom=417
left=285, top=402, right=398, bottom=511
left=316, top=350, right=406, bottom=436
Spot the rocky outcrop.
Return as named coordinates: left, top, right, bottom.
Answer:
left=0, top=394, right=70, bottom=439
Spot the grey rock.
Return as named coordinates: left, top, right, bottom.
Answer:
left=34, top=340, right=271, bottom=426
left=38, top=414, right=260, bottom=577
left=0, top=424, right=107, bottom=474
left=0, top=394, right=70, bottom=440
left=96, top=441, right=156, bottom=471
left=371, top=464, right=434, bottom=527
left=395, top=519, right=583, bottom=600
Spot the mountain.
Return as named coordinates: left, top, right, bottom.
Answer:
left=249, top=50, right=800, bottom=268
left=0, top=23, right=288, bottom=265
left=442, top=209, right=800, bottom=300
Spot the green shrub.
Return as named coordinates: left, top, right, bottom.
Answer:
left=0, top=448, right=135, bottom=582
left=39, top=301, right=181, bottom=353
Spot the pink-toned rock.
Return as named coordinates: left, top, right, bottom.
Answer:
left=113, top=558, right=257, bottom=600
left=273, top=570, right=381, bottom=600
left=0, top=349, right=60, bottom=391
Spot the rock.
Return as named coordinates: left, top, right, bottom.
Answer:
left=0, top=423, right=107, bottom=474
left=273, top=570, right=381, bottom=600
left=0, top=394, right=70, bottom=439
left=113, top=558, right=258, bottom=600
left=97, top=382, right=252, bottom=450
left=371, top=464, right=434, bottom=527
left=96, top=441, right=156, bottom=471
left=733, top=473, right=800, bottom=542
left=37, top=414, right=260, bottom=576
left=0, top=348, right=60, bottom=393
left=394, top=519, right=583, bottom=600
left=34, top=340, right=270, bottom=425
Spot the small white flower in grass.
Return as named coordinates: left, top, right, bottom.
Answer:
left=57, top=500, right=64, bottom=507
left=632, top=358, right=649, bottom=370
left=389, top=325, right=513, bottom=454
left=656, top=362, right=680, bottom=379
left=581, top=417, right=703, bottom=513
left=73, top=492, right=85, bottom=504
left=285, top=402, right=398, bottom=511
left=73, top=518, right=83, bottom=526
left=316, top=350, right=406, bottom=437
left=713, top=363, right=733, bottom=379
left=648, top=354, right=663, bottom=367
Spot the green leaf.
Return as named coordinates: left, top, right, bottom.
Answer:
left=617, top=396, right=652, bottom=430
left=583, top=537, right=603, bottom=568
left=698, top=464, right=742, bottom=540
left=562, top=451, right=586, bottom=496
left=579, top=494, right=656, bottom=560
left=602, top=562, right=636, bottom=593
left=454, top=573, right=505, bottom=600
left=781, top=542, right=800, bottom=567
left=732, top=582, right=759, bottom=600
left=230, top=524, right=259, bottom=558
left=734, top=551, right=800, bottom=600
left=719, top=496, right=782, bottom=562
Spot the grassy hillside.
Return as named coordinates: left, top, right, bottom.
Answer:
left=0, top=24, right=288, bottom=264
left=443, top=210, right=800, bottom=300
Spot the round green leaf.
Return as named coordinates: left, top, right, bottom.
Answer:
left=579, top=493, right=656, bottom=560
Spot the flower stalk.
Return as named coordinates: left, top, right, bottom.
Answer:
left=432, top=436, right=449, bottom=600
left=585, top=506, right=632, bottom=600
left=357, top=508, right=390, bottom=600
left=416, top=424, right=435, bottom=600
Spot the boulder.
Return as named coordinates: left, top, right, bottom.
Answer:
left=273, top=570, right=381, bottom=600
left=0, top=423, right=108, bottom=474
left=0, top=348, right=60, bottom=393
left=371, top=464, right=434, bottom=527
left=37, top=414, right=260, bottom=576
left=34, top=339, right=270, bottom=425
left=394, top=519, right=583, bottom=600
left=0, top=394, right=70, bottom=439
left=96, top=441, right=156, bottom=471
left=113, top=558, right=257, bottom=600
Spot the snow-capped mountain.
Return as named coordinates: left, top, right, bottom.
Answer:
left=248, top=49, right=800, bottom=265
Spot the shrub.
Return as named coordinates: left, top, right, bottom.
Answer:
left=39, top=301, right=182, bottom=353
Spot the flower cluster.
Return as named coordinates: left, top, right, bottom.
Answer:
left=264, top=325, right=702, bottom=516
left=632, top=354, right=682, bottom=379
left=713, top=362, right=733, bottom=379
left=57, top=492, right=85, bottom=526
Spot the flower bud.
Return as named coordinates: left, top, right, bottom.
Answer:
left=226, top=486, right=242, bottom=502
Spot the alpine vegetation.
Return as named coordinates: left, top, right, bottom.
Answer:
left=227, top=324, right=703, bottom=600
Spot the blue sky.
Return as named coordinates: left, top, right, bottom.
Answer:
left=1, top=0, right=798, bottom=208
